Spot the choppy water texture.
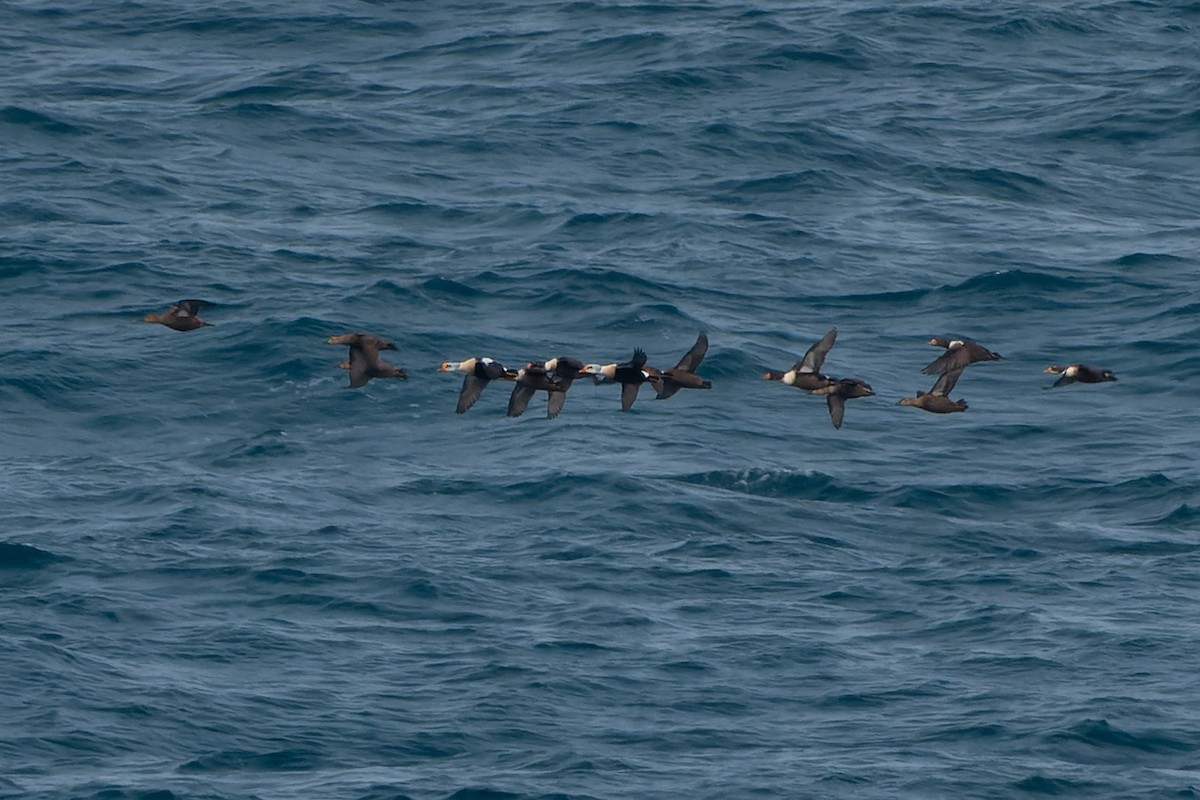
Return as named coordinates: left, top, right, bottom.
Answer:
left=4, top=2, right=1200, bottom=798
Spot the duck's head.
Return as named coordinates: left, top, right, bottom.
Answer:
left=843, top=379, right=875, bottom=398
left=582, top=363, right=616, bottom=383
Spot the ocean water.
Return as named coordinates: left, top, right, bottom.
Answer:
left=3, top=2, right=1200, bottom=798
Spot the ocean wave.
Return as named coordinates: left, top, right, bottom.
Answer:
left=0, top=200, right=74, bottom=225
left=353, top=201, right=475, bottom=222
left=560, top=211, right=657, bottom=230
left=523, top=266, right=669, bottom=294
left=905, top=164, right=1061, bottom=203
left=208, top=101, right=308, bottom=119
left=201, top=429, right=305, bottom=468
left=178, top=748, right=323, bottom=773
left=938, top=268, right=1089, bottom=294
left=575, top=31, right=673, bottom=60
left=1112, top=252, right=1189, bottom=268
left=711, top=170, right=852, bottom=204
left=417, top=276, right=489, bottom=300
left=1136, top=502, right=1200, bottom=533
left=0, top=105, right=88, bottom=135
left=1046, top=718, right=1195, bottom=758
left=672, top=468, right=878, bottom=504
left=755, top=38, right=872, bottom=70
left=885, top=473, right=1193, bottom=518
left=0, top=541, right=59, bottom=569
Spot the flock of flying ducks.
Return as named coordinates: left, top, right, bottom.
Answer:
left=142, top=299, right=1119, bottom=429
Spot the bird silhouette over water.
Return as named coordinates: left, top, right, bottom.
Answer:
left=327, top=333, right=407, bottom=388
left=922, top=336, right=1001, bottom=375
left=1044, top=363, right=1117, bottom=388
left=655, top=332, right=713, bottom=399
left=583, top=348, right=659, bottom=411
left=142, top=299, right=214, bottom=332
left=507, top=361, right=568, bottom=419
left=898, top=367, right=968, bottom=414
left=763, top=327, right=839, bottom=392
left=813, top=377, right=875, bottom=430
left=440, top=357, right=518, bottom=413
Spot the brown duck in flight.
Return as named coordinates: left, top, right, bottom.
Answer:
left=812, top=377, right=875, bottom=430
left=763, top=327, right=838, bottom=392
left=922, top=336, right=1001, bottom=375
left=327, top=333, right=408, bottom=388
left=142, top=299, right=214, bottom=332
left=898, top=367, right=968, bottom=414
left=507, top=361, right=569, bottom=419
left=655, top=332, right=713, bottom=399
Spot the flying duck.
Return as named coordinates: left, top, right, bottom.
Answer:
left=327, top=333, right=407, bottom=388
left=543, top=356, right=586, bottom=418
left=763, top=327, right=838, bottom=392
left=813, top=378, right=875, bottom=430
left=898, top=367, right=968, bottom=413
left=922, top=337, right=1001, bottom=375
left=655, top=332, right=712, bottom=399
left=582, top=348, right=658, bottom=411
left=439, top=357, right=518, bottom=413
left=508, top=359, right=580, bottom=419
left=1044, top=364, right=1117, bottom=388
left=141, top=299, right=214, bottom=332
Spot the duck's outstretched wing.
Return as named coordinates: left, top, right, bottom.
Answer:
left=930, top=366, right=964, bottom=397
left=549, top=356, right=583, bottom=393
left=507, top=383, right=536, bottom=418
left=174, top=299, right=213, bottom=317
left=826, top=393, right=845, bottom=430
left=347, top=345, right=373, bottom=388
left=620, top=348, right=647, bottom=371
left=656, top=379, right=683, bottom=400
left=457, top=375, right=488, bottom=413
left=796, top=328, right=837, bottom=374
left=620, top=381, right=642, bottom=412
left=546, top=391, right=566, bottom=419
left=673, top=332, right=708, bottom=372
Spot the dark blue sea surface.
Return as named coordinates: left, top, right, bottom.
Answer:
left=3, top=2, right=1200, bottom=798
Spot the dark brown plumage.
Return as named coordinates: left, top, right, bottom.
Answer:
left=922, top=337, right=1001, bottom=375
left=507, top=361, right=567, bottom=418
left=763, top=328, right=838, bottom=392
left=141, top=299, right=214, bottom=332
left=813, top=378, right=875, bottom=430
left=655, top=332, right=712, bottom=399
left=327, top=333, right=407, bottom=388
left=543, top=356, right=585, bottom=418
left=898, top=367, right=968, bottom=413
